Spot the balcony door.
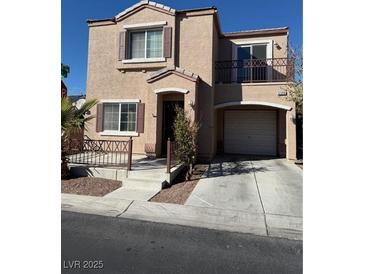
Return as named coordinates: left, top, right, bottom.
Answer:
left=236, top=44, right=268, bottom=82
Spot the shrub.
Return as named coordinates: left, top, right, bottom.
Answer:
left=173, top=106, right=199, bottom=180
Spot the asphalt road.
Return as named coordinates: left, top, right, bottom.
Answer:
left=62, top=211, right=302, bottom=274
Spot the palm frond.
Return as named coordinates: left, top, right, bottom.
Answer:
left=61, top=97, right=98, bottom=137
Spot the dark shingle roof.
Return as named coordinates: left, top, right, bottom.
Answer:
left=68, top=95, right=86, bottom=103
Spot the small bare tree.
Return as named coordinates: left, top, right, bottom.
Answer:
left=285, top=47, right=303, bottom=114
left=173, top=107, right=200, bottom=180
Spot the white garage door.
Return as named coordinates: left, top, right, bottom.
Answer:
left=224, top=110, right=277, bottom=155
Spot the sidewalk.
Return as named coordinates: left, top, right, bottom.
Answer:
left=61, top=193, right=302, bottom=240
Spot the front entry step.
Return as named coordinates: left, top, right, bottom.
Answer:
left=104, top=188, right=159, bottom=201
left=122, top=169, right=168, bottom=181
left=122, top=177, right=164, bottom=192
left=104, top=176, right=164, bottom=202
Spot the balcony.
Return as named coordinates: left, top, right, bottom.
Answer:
left=215, top=58, right=295, bottom=84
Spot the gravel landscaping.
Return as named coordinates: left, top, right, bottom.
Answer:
left=61, top=177, right=122, bottom=197
left=150, top=164, right=208, bottom=204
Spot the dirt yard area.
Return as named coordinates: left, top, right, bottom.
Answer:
left=61, top=177, right=122, bottom=197
left=150, top=164, right=208, bottom=204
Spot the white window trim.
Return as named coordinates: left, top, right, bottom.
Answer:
left=122, top=57, right=165, bottom=64
left=100, top=131, right=139, bottom=137
left=231, top=39, right=273, bottom=82
left=127, top=28, right=164, bottom=61
left=154, top=88, right=189, bottom=94
left=214, top=100, right=292, bottom=111
left=123, top=21, right=167, bottom=30
left=100, top=99, right=140, bottom=103
left=100, top=99, right=140, bottom=136
left=231, top=39, right=273, bottom=59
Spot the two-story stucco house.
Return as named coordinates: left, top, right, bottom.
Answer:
left=85, top=1, right=297, bottom=162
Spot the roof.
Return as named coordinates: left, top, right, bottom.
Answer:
left=146, top=66, right=199, bottom=83
left=68, top=95, right=86, bottom=103
left=87, top=1, right=288, bottom=38
left=115, top=0, right=175, bottom=20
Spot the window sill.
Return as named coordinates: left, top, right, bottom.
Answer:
left=215, top=81, right=289, bottom=86
left=122, top=57, right=166, bottom=64
left=100, top=131, right=139, bottom=137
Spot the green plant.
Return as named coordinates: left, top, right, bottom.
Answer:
left=173, top=106, right=199, bottom=180
left=61, top=97, right=97, bottom=136
left=61, top=97, right=98, bottom=178
left=284, top=47, right=303, bottom=114
left=61, top=63, right=70, bottom=78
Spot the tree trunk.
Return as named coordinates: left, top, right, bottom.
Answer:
left=61, top=136, right=70, bottom=179
left=61, top=150, right=69, bottom=179
left=185, top=163, right=193, bottom=181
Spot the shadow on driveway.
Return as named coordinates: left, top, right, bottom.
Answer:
left=204, top=155, right=275, bottom=178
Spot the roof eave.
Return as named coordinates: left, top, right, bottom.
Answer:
left=147, top=66, right=199, bottom=83
left=221, top=27, right=289, bottom=38
left=114, top=1, right=176, bottom=22
left=176, top=6, right=217, bottom=13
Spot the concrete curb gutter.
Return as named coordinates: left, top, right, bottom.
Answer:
left=61, top=193, right=302, bottom=241
left=119, top=200, right=268, bottom=237
left=62, top=194, right=133, bottom=217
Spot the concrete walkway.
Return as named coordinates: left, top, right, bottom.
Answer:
left=68, top=155, right=181, bottom=201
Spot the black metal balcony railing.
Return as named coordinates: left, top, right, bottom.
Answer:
left=215, top=58, right=295, bottom=84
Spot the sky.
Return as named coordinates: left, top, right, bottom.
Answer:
left=61, top=0, right=302, bottom=95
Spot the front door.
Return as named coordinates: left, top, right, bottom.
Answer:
left=162, top=101, right=184, bottom=155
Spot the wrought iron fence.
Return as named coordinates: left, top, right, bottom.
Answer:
left=63, top=137, right=133, bottom=169
left=215, top=58, right=295, bottom=83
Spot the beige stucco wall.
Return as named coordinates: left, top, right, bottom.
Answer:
left=215, top=83, right=293, bottom=106
left=211, top=15, right=220, bottom=157
left=214, top=32, right=295, bottom=159
left=148, top=74, right=197, bottom=156
left=86, top=7, right=180, bottom=154
left=214, top=83, right=296, bottom=159
left=85, top=4, right=296, bottom=161
left=176, top=13, right=215, bottom=160
left=115, top=7, right=176, bottom=70
left=218, top=33, right=288, bottom=61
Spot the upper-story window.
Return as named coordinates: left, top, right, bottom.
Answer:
left=129, top=29, right=163, bottom=59
left=119, top=22, right=172, bottom=63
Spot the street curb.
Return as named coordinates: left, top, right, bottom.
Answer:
left=61, top=194, right=302, bottom=241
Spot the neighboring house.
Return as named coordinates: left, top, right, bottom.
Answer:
left=61, top=80, right=68, bottom=98
left=68, top=95, right=87, bottom=141
left=85, top=1, right=297, bottom=161
left=69, top=95, right=86, bottom=110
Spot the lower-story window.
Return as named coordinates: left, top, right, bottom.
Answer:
left=103, top=102, right=137, bottom=132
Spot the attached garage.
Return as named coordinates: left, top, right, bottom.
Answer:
left=224, top=110, right=277, bottom=156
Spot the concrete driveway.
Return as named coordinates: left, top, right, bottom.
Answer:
left=185, top=155, right=302, bottom=218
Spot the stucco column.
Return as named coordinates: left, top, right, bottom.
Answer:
left=286, top=108, right=297, bottom=160
left=184, top=85, right=197, bottom=123
left=145, top=88, right=158, bottom=156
